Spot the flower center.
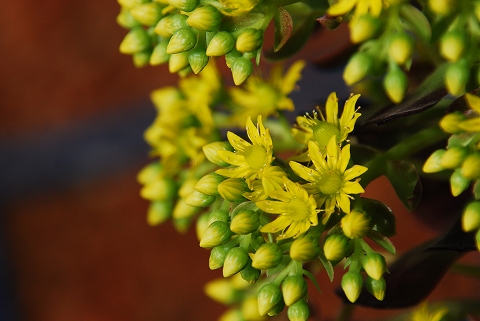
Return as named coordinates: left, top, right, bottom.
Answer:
left=312, top=121, right=341, bottom=148
left=244, top=145, right=268, bottom=171
left=287, top=198, right=311, bottom=221
left=317, top=172, right=343, bottom=195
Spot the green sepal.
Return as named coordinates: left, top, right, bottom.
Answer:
left=273, top=6, right=293, bottom=52
left=367, top=230, right=396, bottom=255
left=317, top=248, right=334, bottom=282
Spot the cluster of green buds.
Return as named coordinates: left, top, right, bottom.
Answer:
left=424, top=93, right=480, bottom=249
left=117, top=0, right=271, bottom=84
left=329, top=0, right=480, bottom=102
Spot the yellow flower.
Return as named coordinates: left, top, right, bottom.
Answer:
left=292, top=92, right=361, bottom=160
left=328, top=0, right=385, bottom=19
left=218, top=0, right=261, bottom=16
left=257, top=178, right=319, bottom=240
left=289, top=138, right=367, bottom=223
left=412, top=303, right=448, bottom=321
left=229, top=60, right=306, bottom=126
left=216, top=116, right=286, bottom=194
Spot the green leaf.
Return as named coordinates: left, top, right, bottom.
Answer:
left=302, top=269, right=322, bottom=293
left=220, top=13, right=265, bottom=33
left=266, top=255, right=290, bottom=277
left=273, top=6, right=293, bottom=52
left=361, top=198, right=396, bottom=237
left=367, top=231, right=396, bottom=255
left=385, top=159, right=422, bottom=211
left=317, top=249, right=334, bottom=282
left=400, top=4, right=431, bottom=41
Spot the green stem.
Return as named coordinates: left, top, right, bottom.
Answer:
left=271, top=259, right=299, bottom=285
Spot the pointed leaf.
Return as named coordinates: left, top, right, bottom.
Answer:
left=361, top=198, right=396, bottom=237
left=400, top=4, right=431, bottom=41
left=317, top=249, right=334, bottom=281
left=302, top=269, right=322, bottom=293
left=385, top=160, right=422, bottom=211
left=367, top=231, right=396, bottom=255
left=273, top=6, right=293, bottom=52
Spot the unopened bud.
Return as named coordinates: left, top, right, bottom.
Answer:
left=341, top=271, right=363, bottom=303
left=287, top=299, right=310, bottom=321
left=257, top=283, right=283, bottom=316
left=312, top=121, right=341, bottom=149
left=200, top=221, right=233, bottom=248
left=461, top=152, right=480, bottom=180
left=208, top=209, right=230, bottom=225
left=209, top=243, right=231, bottom=269
left=204, top=141, right=234, bottom=166
left=223, top=247, right=249, bottom=277
left=118, top=0, right=149, bottom=9
left=343, top=52, right=373, bottom=85
left=150, top=41, right=170, bottom=65
left=341, top=210, right=371, bottom=239
left=440, top=146, right=467, bottom=169
left=154, top=14, right=188, bottom=37
left=450, top=168, right=470, bottom=196
left=230, top=210, right=259, bottom=235
left=185, top=190, right=216, bottom=207
left=187, top=5, right=222, bottom=31
left=267, top=300, right=285, bottom=316
left=218, top=178, right=249, bottom=202
left=383, top=65, right=408, bottom=103
left=133, top=50, right=151, bottom=68
left=167, top=0, right=198, bottom=12
left=140, top=177, right=176, bottom=200
left=240, top=263, right=261, bottom=284
left=147, top=200, right=173, bottom=225
left=205, top=279, right=239, bottom=304
left=462, top=201, right=480, bottom=232
left=363, top=253, right=387, bottom=280
left=172, top=198, right=201, bottom=219
left=440, top=30, right=466, bottom=61
left=323, top=234, right=350, bottom=262
left=281, top=275, right=307, bottom=306
left=137, top=162, right=162, bottom=184
left=188, top=48, right=209, bottom=74
left=119, top=27, right=150, bottom=54
left=196, top=212, right=210, bottom=240
left=241, top=296, right=263, bottom=320
left=225, top=49, right=242, bottom=68
left=206, top=31, right=235, bottom=56
left=445, top=60, right=468, bottom=96
left=236, top=28, right=263, bottom=52
left=251, top=243, right=283, bottom=270
left=439, top=112, right=467, bottom=134
left=388, top=32, right=414, bottom=65
left=167, top=28, right=197, bottom=54
left=365, top=276, right=386, bottom=301
left=130, top=2, right=164, bottom=26
left=219, top=308, right=242, bottom=321
left=290, top=235, right=320, bottom=262
left=476, top=230, right=480, bottom=251
left=423, top=149, right=446, bottom=173
left=231, top=57, right=253, bottom=85
left=117, top=9, right=141, bottom=29
left=349, top=15, right=380, bottom=43
left=428, top=0, right=456, bottom=16
left=169, top=51, right=190, bottom=73
left=196, top=172, right=225, bottom=196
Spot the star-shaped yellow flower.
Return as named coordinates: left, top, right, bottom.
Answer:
left=290, top=137, right=367, bottom=223
left=328, top=0, right=384, bottom=19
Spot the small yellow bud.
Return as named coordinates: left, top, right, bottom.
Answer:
left=428, top=0, right=456, bottom=16
left=205, top=279, right=239, bottom=304
left=312, top=121, right=341, bottom=149
left=439, top=112, right=467, bottom=134
left=188, top=48, right=209, bottom=74
left=290, top=235, right=320, bottom=262
left=323, top=234, right=350, bottom=262
left=450, top=169, right=470, bottom=197
left=240, top=263, right=261, bottom=284
left=154, top=14, right=188, bottom=38
left=133, top=50, right=151, bottom=68
left=388, top=32, right=414, bottom=65
left=445, top=60, right=468, bottom=96
left=167, top=28, right=197, bottom=54
left=219, top=308, right=243, bottom=321
left=241, top=296, right=264, bottom=320
left=251, top=243, right=283, bottom=270
left=383, top=65, right=408, bottom=103
left=423, top=149, right=446, bottom=173
left=118, top=0, right=149, bottom=10
left=267, top=300, right=285, bottom=317
left=341, top=210, right=371, bottom=239
left=440, top=30, right=466, bottom=61
left=146, top=200, right=173, bottom=225
left=461, top=153, right=480, bottom=180
left=217, top=178, right=249, bottom=202
left=363, top=252, right=387, bottom=280
left=150, top=41, right=170, bottom=65
left=203, top=141, right=234, bottom=166
left=287, top=299, right=310, bottom=321
left=187, top=5, right=223, bottom=31
left=117, top=9, right=141, bottom=29
left=225, top=49, right=242, bottom=68
left=223, top=247, right=249, bottom=277
left=349, top=14, right=380, bottom=44
left=172, top=198, right=200, bottom=219
left=200, top=221, right=233, bottom=248
left=281, top=275, right=307, bottom=306
left=167, top=0, right=198, bottom=12
left=343, top=52, right=373, bottom=85
left=169, top=51, right=190, bottom=73
left=137, top=162, right=162, bottom=184
left=206, top=31, right=235, bottom=56
left=130, top=2, right=164, bottom=26
left=365, top=276, right=386, bottom=301
left=119, top=27, right=150, bottom=54
left=236, top=28, right=263, bottom=53
left=341, top=271, right=363, bottom=303
left=257, top=283, right=283, bottom=316
left=140, top=177, right=176, bottom=200
left=462, top=201, right=480, bottom=232
left=184, top=190, right=216, bottom=207
left=230, top=210, right=260, bottom=235
left=209, top=243, right=231, bottom=269
left=195, top=172, right=225, bottom=196
left=196, top=212, right=210, bottom=240
left=440, top=146, right=467, bottom=169
left=207, top=209, right=230, bottom=225
left=231, top=57, right=253, bottom=85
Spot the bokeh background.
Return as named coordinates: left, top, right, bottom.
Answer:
left=1, top=1, right=479, bottom=321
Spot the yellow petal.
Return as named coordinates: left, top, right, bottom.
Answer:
left=342, top=181, right=365, bottom=194
left=256, top=200, right=288, bottom=214
left=465, top=93, right=480, bottom=113
left=328, top=0, right=358, bottom=16
left=340, top=94, right=361, bottom=129
left=260, top=215, right=291, bottom=233
left=227, top=131, right=250, bottom=151
left=281, top=60, right=306, bottom=94
left=338, top=192, right=352, bottom=213
left=344, top=165, right=368, bottom=181
left=339, top=144, right=351, bottom=172
left=218, top=150, right=245, bottom=165
left=307, top=141, right=329, bottom=171
left=325, top=92, right=339, bottom=126
left=289, top=161, right=320, bottom=183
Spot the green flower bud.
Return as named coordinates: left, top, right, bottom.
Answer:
left=230, top=210, right=259, bottom=235
left=349, top=14, right=380, bottom=44
left=169, top=51, right=190, bottom=73
left=363, top=253, right=387, bottom=280
left=205, top=278, right=239, bottom=304
left=365, top=276, right=386, bottom=301
left=154, top=14, right=188, bottom=38
left=167, top=28, right=197, bottom=54
left=462, top=201, right=480, bottom=232
left=173, top=216, right=193, bottom=233
left=423, top=149, right=446, bottom=173
left=219, top=308, right=243, bottom=321
left=290, top=235, right=320, bottom=262
left=267, top=300, right=285, bottom=316
left=184, top=190, right=216, bottom=207
left=117, top=9, right=141, bottom=29
left=200, top=221, right=233, bottom=248
left=257, top=283, right=283, bottom=316
left=208, top=209, right=230, bottom=225
left=324, top=234, right=350, bottom=262
left=118, top=0, right=149, bottom=10
left=461, top=153, right=480, bottom=180
left=343, top=52, right=373, bottom=85
left=439, top=112, right=467, bottom=134
left=341, top=210, right=371, bottom=239
left=130, top=2, right=164, bottom=26
left=341, top=271, right=363, bottom=303
left=209, top=243, right=231, bottom=269
left=140, top=177, right=176, bottom=201
left=383, top=64, right=408, bottom=104
left=236, top=28, right=263, bottom=53
left=150, top=41, right=170, bottom=65
left=440, top=30, right=466, bottom=62
left=203, top=141, right=234, bottom=166
left=187, top=5, right=223, bottom=31
left=137, top=162, right=162, bottom=184
left=196, top=212, right=210, bottom=240
left=168, top=0, right=198, bottom=12
left=206, top=31, right=235, bottom=56
left=223, top=247, right=249, bottom=277
left=195, top=172, right=225, bottom=196
left=133, top=50, right=152, bottom=68
left=287, top=299, right=310, bottom=321
left=251, top=243, right=283, bottom=270
left=388, top=32, right=414, bottom=65
left=428, top=0, right=456, bottom=16
left=218, top=178, right=249, bottom=202
left=178, top=178, right=197, bottom=199
left=312, top=121, right=341, bottom=149
left=172, top=198, right=201, bottom=219
left=476, top=2, right=480, bottom=22
left=178, top=65, right=193, bottom=77
left=231, top=57, right=253, bottom=85
left=281, top=275, right=307, bottom=306
left=146, top=200, right=173, bottom=225
left=240, top=263, right=261, bottom=284
left=119, top=27, right=150, bottom=54
left=241, top=296, right=263, bottom=320
left=440, top=146, right=468, bottom=169
left=188, top=48, right=209, bottom=74
left=225, top=49, right=242, bottom=68
left=445, top=60, right=468, bottom=96
left=476, top=230, right=480, bottom=251
left=450, top=168, right=470, bottom=196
